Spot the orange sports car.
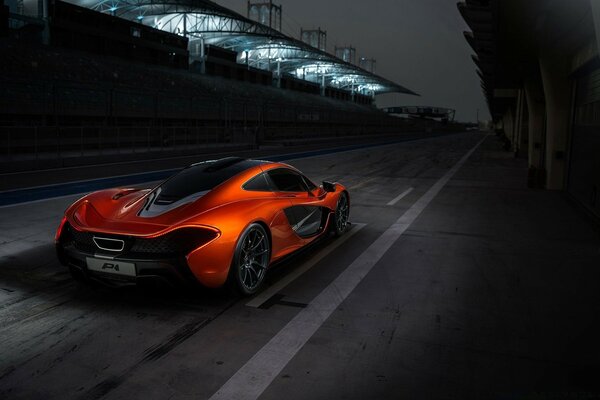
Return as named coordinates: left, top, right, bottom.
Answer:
left=55, top=157, right=350, bottom=294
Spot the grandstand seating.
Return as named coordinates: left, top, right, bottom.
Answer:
left=0, top=38, right=384, bottom=121
left=0, top=6, right=463, bottom=173
left=0, top=37, right=435, bottom=171
left=49, top=0, right=189, bottom=69
left=1, top=4, right=8, bottom=37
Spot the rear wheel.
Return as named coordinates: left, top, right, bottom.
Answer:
left=333, top=192, right=350, bottom=236
left=228, top=223, right=270, bottom=295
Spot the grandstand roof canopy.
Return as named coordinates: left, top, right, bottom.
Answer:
left=71, top=0, right=418, bottom=96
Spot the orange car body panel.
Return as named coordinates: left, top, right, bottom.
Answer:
left=62, top=162, right=347, bottom=288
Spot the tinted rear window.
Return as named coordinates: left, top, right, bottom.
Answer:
left=157, top=158, right=263, bottom=203
left=243, top=173, right=272, bottom=192
left=267, top=168, right=308, bottom=192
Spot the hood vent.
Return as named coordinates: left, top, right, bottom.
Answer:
left=154, top=195, right=179, bottom=206
left=138, top=189, right=209, bottom=218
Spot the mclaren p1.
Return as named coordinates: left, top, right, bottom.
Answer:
left=55, top=157, right=350, bottom=294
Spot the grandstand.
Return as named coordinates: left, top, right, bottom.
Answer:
left=50, top=0, right=189, bottom=69
left=0, top=0, right=464, bottom=173
left=1, top=3, right=7, bottom=37
left=70, top=0, right=415, bottom=98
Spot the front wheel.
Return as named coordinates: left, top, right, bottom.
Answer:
left=332, top=192, right=350, bottom=236
left=228, top=223, right=270, bottom=295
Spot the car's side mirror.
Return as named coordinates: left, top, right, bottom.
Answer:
left=322, top=181, right=337, bottom=192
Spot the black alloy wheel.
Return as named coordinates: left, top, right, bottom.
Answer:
left=229, top=223, right=270, bottom=295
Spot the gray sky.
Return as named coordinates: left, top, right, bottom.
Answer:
left=216, top=0, right=490, bottom=122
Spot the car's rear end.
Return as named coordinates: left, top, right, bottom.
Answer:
left=56, top=220, right=220, bottom=288
left=55, top=158, right=270, bottom=288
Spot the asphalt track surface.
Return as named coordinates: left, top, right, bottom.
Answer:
left=0, top=133, right=447, bottom=206
left=1, top=132, right=600, bottom=399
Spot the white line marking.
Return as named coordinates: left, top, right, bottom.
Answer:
left=209, top=135, right=489, bottom=400
left=246, top=223, right=367, bottom=308
left=386, top=187, right=414, bottom=206
left=349, top=176, right=377, bottom=190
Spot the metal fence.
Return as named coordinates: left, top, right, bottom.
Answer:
left=0, top=125, right=254, bottom=162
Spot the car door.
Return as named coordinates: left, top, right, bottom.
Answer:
left=266, top=168, right=328, bottom=242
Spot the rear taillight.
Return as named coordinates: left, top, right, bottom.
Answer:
left=130, top=227, right=220, bottom=255
left=55, top=216, right=68, bottom=243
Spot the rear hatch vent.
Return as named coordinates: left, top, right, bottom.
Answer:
left=92, top=236, right=125, bottom=252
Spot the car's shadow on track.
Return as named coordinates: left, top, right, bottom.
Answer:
left=262, top=233, right=336, bottom=285
left=0, top=242, right=71, bottom=291
left=0, top=230, right=342, bottom=316
left=0, top=242, right=241, bottom=315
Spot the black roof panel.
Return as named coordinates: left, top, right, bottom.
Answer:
left=156, top=158, right=265, bottom=203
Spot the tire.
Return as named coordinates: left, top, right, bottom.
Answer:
left=332, top=192, right=350, bottom=236
left=228, top=223, right=270, bottom=295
